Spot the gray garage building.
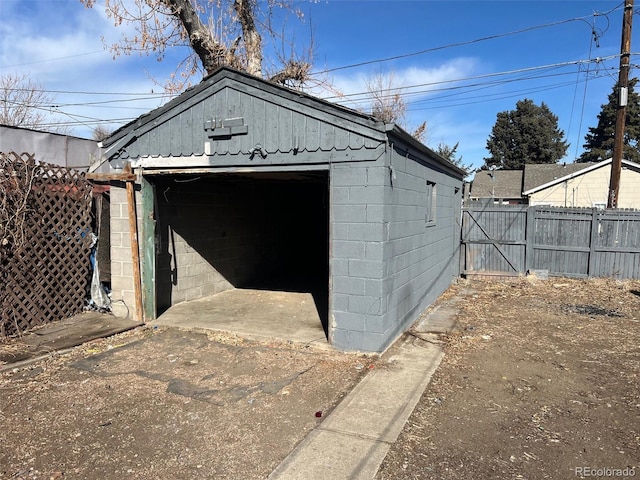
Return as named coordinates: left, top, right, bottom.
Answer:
left=103, top=67, right=464, bottom=352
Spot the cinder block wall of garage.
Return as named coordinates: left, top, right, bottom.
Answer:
left=109, top=184, right=143, bottom=319
left=329, top=151, right=461, bottom=353
left=154, top=180, right=285, bottom=314
left=152, top=177, right=327, bottom=316
left=330, top=162, right=388, bottom=351
left=109, top=180, right=269, bottom=319
left=381, top=148, right=461, bottom=344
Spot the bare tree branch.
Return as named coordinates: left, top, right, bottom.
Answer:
left=81, top=0, right=323, bottom=91
left=0, top=73, right=69, bottom=134
left=234, top=0, right=262, bottom=76
left=165, top=0, right=230, bottom=74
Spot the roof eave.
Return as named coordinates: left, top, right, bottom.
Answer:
left=384, top=123, right=466, bottom=178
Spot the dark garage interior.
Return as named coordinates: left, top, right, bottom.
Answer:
left=151, top=170, right=330, bottom=335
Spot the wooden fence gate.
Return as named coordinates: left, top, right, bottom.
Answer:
left=0, top=152, right=95, bottom=337
left=461, top=204, right=640, bottom=279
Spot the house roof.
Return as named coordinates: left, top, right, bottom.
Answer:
left=470, top=169, right=524, bottom=199
left=522, top=162, right=597, bottom=193
left=102, top=66, right=465, bottom=177
left=522, top=158, right=640, bottom=195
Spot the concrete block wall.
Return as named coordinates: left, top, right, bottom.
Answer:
left=154, top=180, right=279, bottom=314
left=109, top=184, right=143, bottom=319
left=330, top=162, right=389, bottom=351
left=381, top=148, right=461, bottom=343
left=329, top=148, right=462, bottom=353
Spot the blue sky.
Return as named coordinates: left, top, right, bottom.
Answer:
left=1, top=0, right=638, bottom=170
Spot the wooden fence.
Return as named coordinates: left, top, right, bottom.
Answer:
left=0, top=152, right=95, bottom=338
left=461, top=204, right=640, bottom=279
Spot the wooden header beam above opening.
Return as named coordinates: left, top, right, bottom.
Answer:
left=85, top=171, right=136, bottom=182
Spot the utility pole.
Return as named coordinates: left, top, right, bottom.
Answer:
left=608, top=0, right=634, bottom=208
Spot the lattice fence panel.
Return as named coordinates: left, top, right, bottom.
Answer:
left=1, top=152, right=94, bottom=338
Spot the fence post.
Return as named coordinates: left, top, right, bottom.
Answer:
left=524, top=206, right=535, bottom=273
left=588, top=207, right=599, bottom=277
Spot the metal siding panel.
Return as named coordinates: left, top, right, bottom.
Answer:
left=239, top=92, right=254, bottom=154
left=364, top=136, right=379, bottom=148
left=169, top=115, right=181, bottom=156
left=292, top=110, right=304, bottom=152
left=334, top=128, right=350, bottom=151
left=320, top=121, right=334, bottom=151
left=225, top=89, right=248, bottom=155
left=201, top=94, right=221, bottom=155
left=225, top=87, right=240, bottom=117
left=252, top=94, right=266, bottom=148
left=148, top=128, right=160, bottom=157
left=278, top=106, right=293, bottom=152
left=305, top=116, right=320, bottom=151
left=349, top=133, right=364, bottom=150
left=264, top=102, right=279, bottom=152
left=187, top=102, right=201, bottom=156
left=157, top=119, right=170, bottom=157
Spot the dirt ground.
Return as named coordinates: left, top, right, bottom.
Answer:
left=377, top=277, right=640, bottom=480
left=0, top=327, right=372, bottom=480
left=2, top=277, right=639, bottom=480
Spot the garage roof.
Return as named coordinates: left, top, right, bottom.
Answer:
left=102, top=67, right=464, bottom=177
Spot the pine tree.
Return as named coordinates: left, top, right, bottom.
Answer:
left=436, top=142, right=473, bottom=176
left=579, top=78, right=640, bottom=163
left=484, top=99, right=569, bottom=169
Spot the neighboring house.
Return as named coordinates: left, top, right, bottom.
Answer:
left=100, top=66, right=465, bottom=353
left=468, top=169, right=525, bottom=204
left=523, top=159, right=640, bottom=208
left=469, top=159, right=640, bottom=208
left=0, top=124, right=106, bottom=172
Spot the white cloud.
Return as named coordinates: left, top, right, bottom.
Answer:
left=313, top=57, right=480, bottom=107
left=0, top=0, right=177, bottom=138
left=307, top=58, right=488, bottom=165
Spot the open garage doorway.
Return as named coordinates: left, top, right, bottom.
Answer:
left=149, top=170, right=330, bottom=343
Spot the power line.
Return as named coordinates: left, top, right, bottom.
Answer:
left=324, top=55, right=623, bottom=104
left=311, top=4, right=626, bottom=75
left=1, top=51, right=108, bottom=69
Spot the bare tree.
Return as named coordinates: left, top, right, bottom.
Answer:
left=92, top=125, right=114, bottom=142
left=364, top=72, right=428, bottom=142
left=80, top=0, right=315, bottom=92
left=365, top=72, right=407, bottom=124
left=0, top=73, right=68, bottom=133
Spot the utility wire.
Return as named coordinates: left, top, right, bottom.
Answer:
left=312, top=4, right=625, bottom=75
left=1, top=51, right=108, bottom=69
left=324, top=55, right=623, bottom=103
left=570, top=26, right=597, bottom=160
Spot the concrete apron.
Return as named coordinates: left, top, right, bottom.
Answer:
left=267, top=286, right=462, bottom=480
left=268, top=338, right=444, bottom=480
left=152, top=288, right=329, bottom=348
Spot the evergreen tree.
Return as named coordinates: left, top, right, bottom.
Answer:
left=436, top=142, right=473, bottom=177
left=579, top=78, right=640, bottom=163
left=484, top=99, right=569, bottom=169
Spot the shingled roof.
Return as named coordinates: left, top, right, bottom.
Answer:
left=522, top=163, right=597, bottom=193
left=470, top=169, right=524, bottom=199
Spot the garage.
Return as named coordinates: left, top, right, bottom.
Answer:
left=102, top=67, right=464, bottom=352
